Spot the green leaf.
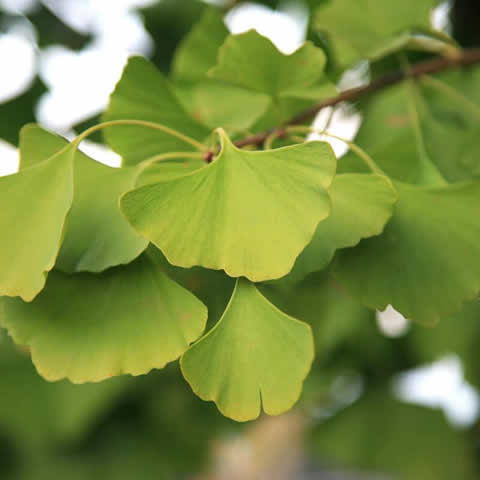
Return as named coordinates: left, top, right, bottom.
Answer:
left=171, top=9, right=229, bottom=82
left=210, top=30, right=329, bottom=97
left=103, top=56, right=210, bottom=165
left=337, top=83, right=421, bottom=182
left=339, top=72, right=480, bottom=184
left=262, top=271, right=380, bottom=360
left=0, top=76, right=46, bottom=145
left=209, top=30, right=336, bottom=126
left=147, top=245, right=235, bottom=325
left=181, top=278, right=314, bottom=421
left=174, top=81, right=271, bottom=132
left=135, top=155, right=205, bottom=186
left=20, top=125, right=148, bottom=273
left=286, top=174, right=397, bottom=282
left=121, top=130, right=336, bottom=281
left=0, top=146, right=74, bottom=301
left=0, top=254, right=208, bottom=383
left=314, top=0, right=439, bottom=68
left=313, top=389, right=478, bottom=480
left=169, top=9, right=272, bottom=133
left=333, top=181, right=480, bottom=323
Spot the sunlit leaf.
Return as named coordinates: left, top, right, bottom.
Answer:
left=121, top=129, right=336, bottom=281
left=135, top=155, right=205, bottom=186
left=175, top=81, right=271, bottom=132
left=103, top=56, right=209, bottom=165
left=181, top=278, right=314, bottom=421
left=171, top=12, right=272, bottom=132
left=0, top=254, right=208, bottom=383
left=286, top=173, right=397, bottom=282
left=0, top=145, right=74, bottom=301
left=209, top=30, right=336, bottom=125
left=20, top=125, right=148, bottom=273
left=210, top=29, right=329, bottom=97
left=333, top=181, right=480, bottom=324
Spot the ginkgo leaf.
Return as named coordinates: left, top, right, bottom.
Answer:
left=103, top=56, right=210, bottom=165
left=174, top=81, right=271, bottom=132
left=314, top=0, right=440, bottom=68
left=180, top=278, right=314, bottom=421
left=0, top=254, right=208, bottom=383
left=0, top=146, right=74, bottom=301
left=170, top=11, right=271, bottom=132
left=209, top=30, right=336, bottom=126
left=333, top=181, right=480, bottom=324
left=19, top=125, right=149, bottom=273
left=285, top=174, right=397, bottom=283
left=121, top=129, right=336, bottom=281
left=339, top=72, right=480, bottom=184
left=171, top=8, right=229, bottom=82
left=262, top=270, right=384, bottom=361
left=135, top=156, right=205, bottom=186
left=209, top=29, right=330, bottom=97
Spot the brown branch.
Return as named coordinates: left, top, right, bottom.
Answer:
left=234, top=48, right=480, bottom=149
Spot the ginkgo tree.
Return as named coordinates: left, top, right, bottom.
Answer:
left=2, top=0, right=480, bottom=432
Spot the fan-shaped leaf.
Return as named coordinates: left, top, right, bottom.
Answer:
left=181, top=278, right=314, bottom=421
left=103, top=56, right=209, bottom=165
left=0, top=254, right=208, bottom=383
left=339, top=73, right=480, bottom=184
left=210, top=29, right=330, bottom=98
left=333, top=181, right=480, bottom=324
left=20, top=125, right=149, bottom=273
left=209, top=30, right=336, bottom=126
left=170, top=11, right=272, bottom=132
left=286, top=173, right=397, bottom=283
left=121, top=129, right=336, bottom=281
left=174, top=81, right=271, bottom=132
left=0, top=146, right=74, bottom=301
left=171, top=8, right=229, bottom=82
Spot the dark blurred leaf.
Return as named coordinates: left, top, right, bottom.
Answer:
left=139, top=0, right=209, bottom=73
left=452, top=0, right=480, bottom=47
left=0, top=76, right=45, bottom=145
left=312, top=388, right=478, bottom=480
left=0, top=333, right=130, bottom=449
left=408, top=299, right=480, bottom=387
left=27, top=4, right=92, bottom=50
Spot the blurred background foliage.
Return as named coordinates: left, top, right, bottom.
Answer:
left=1, top=0, right=480, bottom=479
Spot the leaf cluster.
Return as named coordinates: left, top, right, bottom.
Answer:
left=1, top=5, right=480, bottom=460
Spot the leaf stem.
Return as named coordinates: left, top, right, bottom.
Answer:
left=72, top=119, right=208, bottom=152
left=284, top=125, right=385, bottom=176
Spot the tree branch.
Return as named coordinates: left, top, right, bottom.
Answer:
left=234, top=48, right=480, bottom=149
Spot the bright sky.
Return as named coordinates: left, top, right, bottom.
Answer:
left=0, top=0, right=476, bottom=426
